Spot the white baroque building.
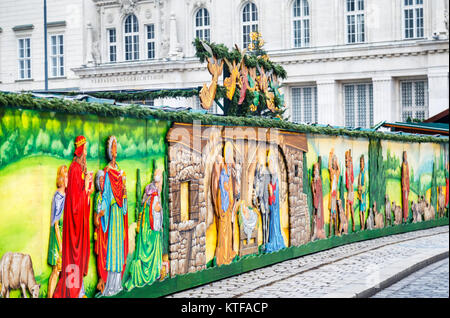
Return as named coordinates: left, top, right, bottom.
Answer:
left=0, top=0, right=448, bottom=127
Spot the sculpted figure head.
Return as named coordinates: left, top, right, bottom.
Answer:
left=107, top=136, right=118, bottom=163
left=95, top=170, right=105, bottom=192
left=313, top=162, right=320, bottom=179
left=56, top=165, right=68, bottom=189
left=267, top=148, right=277, bottom=175
left=224, top=142, right=234, bottom=166
left=153, top=169, right=163, bottom=193
left=345, top=150, right=352, bottom=168
left=74, top=136, right=88, bottom=171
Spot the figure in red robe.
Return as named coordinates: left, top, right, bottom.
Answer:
left=94, top=170, right=108, bottom=293
left=401, top=151, right=410, bottom=222
left=311, top=160, right=326, bottom=240
left=345, top=150, right=355, bottom=232
left=53, top=136, right=94, bottom=298
left=446, top=162, right=449, bottom=208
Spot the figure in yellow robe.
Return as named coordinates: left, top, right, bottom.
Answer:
left=211, top=143, right=238, bottom=266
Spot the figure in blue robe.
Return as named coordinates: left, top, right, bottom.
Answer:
left=265, top=174, right=285, bottom=253
left=100, top=170, right=128, bottom=296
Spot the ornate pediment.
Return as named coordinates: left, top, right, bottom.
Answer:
left=119, top=0, right=138, bottom=14
left=92, top=0, right=147, bottom=10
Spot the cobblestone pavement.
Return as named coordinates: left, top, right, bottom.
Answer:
left=371, top=258, right=449, bottom=298
left=166, top=226, right=449, bottom=298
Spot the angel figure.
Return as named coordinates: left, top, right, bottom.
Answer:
left=256, top=65, right=276, bottom=112
left=224, top=58, right=241, bottom=101
left=247, top=67, right=260, bottom=111
left=269, top=73, right=285, bottom=109
left=199, top=41, right=224, bottom=110
left=238, top=63, right=250, bottom=105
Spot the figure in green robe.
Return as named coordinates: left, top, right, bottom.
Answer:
left=124, top=169, right=164, bottom=291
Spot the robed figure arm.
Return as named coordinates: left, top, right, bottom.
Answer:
left=211, top=160, right=221, bottom=217
left=401, top=163, right=410, bottom=192
left=101, top=172, right=112, bottom=233
left=406, top=164, right=410, bottom=192
left=123, top=198, right=128, bottom=215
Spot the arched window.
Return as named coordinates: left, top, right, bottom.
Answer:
left=195, top=8, right=211, bottom=42
left=124, top=14, right=139, bottom=61
left=242, top=2, right=258, bottom=49
left=293, top=0, right=310, bottom=48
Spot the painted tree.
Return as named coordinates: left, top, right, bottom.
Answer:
left=369, top=139, right=386, bottom=216
left=161, top=156, right=170, bottom=256
left=339, top=173, right=347, bottom=230
left=135, top=168, right=142, bottom=221
left=431, top=158, right=438, bottom=216
left=302, top=152, right=314, bottom=235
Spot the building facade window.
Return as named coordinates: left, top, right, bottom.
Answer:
left=124, top=14, right=139, bottom=61
left=344, top=83, right=373, bottom=128
left=18, top=38, right=31, bottom=80
left=107, top=28, right=117, bottom=62
left=345, top=0, right=365, bottom=44
left=146, top=24, right=155, bottom=59
left=293, top=0, right=310, bottom=48
left=401, top=80, right=428, bottom=121
left=194, top=8, right=210, bottom=42
left=50, top=34, right=64, bottom=77
left=242, top=2, right=258, bottom=49
left=291, top=86, right=318, bottom=123
left=403, top=0, right=424, bottom=39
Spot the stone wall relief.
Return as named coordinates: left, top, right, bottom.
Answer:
left=119, top=0, right=138, bottom=15
left=203, top=129, right=291, bottom=266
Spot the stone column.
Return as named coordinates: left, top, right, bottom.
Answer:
left=85, top=23, right=94, bottom=66
left=316, top=80, right=339, bottom=126
left=431, top=0, right=448, bottom=40
left=372, top=76, right=395, bottom=125
left=168, top=12, right=182, bottom=60
left=428, top=70, right=449, bottom=118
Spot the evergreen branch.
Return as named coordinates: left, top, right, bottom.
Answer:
left=0, top=92, right=448, bottom=144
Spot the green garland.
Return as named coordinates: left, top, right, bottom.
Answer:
left=193, top=37, right=288, bottom=118
left=0, top=92, right=448, bottom=144
left=66, top=87, right=230, bottom=104
left=193, top=38, right=287, bottom=80
left=194, top=38, right=230, bottom=63
left=82, top=89, right=201, bottom=102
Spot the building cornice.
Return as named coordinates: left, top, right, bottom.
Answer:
left=73, top=40, right=449, bottom=79
left=73, top=58, right=206, bottom=78
left=269, top=40, right=449, bottom=66
left=92, top=0, right=153, bottom=7
left=92, top=0, right=119, bottom=6
left=47, top=21, right=67, bottom=28
left=12, top=24, right=34, bottom=32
